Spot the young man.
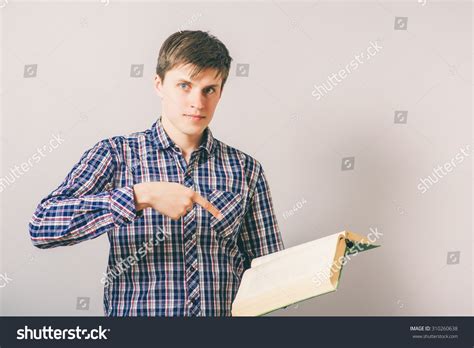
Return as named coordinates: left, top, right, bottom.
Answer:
left=29, top=30, right=284, bottom=316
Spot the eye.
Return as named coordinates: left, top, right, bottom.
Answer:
left=204, top=87, right=216, bottom=95
left=178, top=82, right=189, bottom=90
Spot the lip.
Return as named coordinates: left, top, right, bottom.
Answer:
left=184, top=114, right=206, bottom=118
left=184, top=114, right=205, bottom=119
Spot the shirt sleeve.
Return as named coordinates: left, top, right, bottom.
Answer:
left=239, top=165, right=285, bottom=262
left=29, top=139, right=143, bottom=249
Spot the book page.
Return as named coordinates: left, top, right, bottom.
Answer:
left=232, top=233, right=342, bottom=316
left=251, top=232, right=344, bottom=268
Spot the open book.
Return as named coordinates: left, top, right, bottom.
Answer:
left=231, top=230, right=380, bottom=316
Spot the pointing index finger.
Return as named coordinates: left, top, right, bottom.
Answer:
left=192, top=192, right=224, bottom=221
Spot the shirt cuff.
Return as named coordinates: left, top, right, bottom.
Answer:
left=110, top=186, right=143, bottom=225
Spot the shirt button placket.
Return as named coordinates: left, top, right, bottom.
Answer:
left=182, top=164, right=201, bottom=316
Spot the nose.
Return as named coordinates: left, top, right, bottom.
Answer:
left=190, top=90, right=205, bottom=110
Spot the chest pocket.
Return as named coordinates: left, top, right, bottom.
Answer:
left=207, top=190, right=244, bottom=240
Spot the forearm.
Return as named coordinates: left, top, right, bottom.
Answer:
left=29, top=186, right=141, bottom=249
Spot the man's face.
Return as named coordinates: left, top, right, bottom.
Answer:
left=154, top=64, right=223, bottom=137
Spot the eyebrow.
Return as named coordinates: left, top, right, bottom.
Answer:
left=177, top=79, right=220, bottom=89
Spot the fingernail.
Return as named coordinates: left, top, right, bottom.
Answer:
left=217, top=213, right=224, bottom=221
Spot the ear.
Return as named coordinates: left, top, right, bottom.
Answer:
left=154, top=74, right=164, bottom=98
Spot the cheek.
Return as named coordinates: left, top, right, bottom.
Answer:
left=209, top=98, right=220, bottom=111
left=165, top=92, right=186, bottom=108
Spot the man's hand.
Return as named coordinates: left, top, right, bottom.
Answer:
left=133, top=182, right=223, bottom=221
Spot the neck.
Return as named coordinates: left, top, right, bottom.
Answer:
left=161, top=116, right=203, bottom=159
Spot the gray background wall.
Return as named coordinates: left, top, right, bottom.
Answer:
left=0, top=0, right=472, bottom=316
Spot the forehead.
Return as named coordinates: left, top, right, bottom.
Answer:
left=166, top=64, right=222, bottom=85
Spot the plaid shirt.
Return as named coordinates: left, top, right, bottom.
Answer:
left=29, top=116, right=284, bottom=316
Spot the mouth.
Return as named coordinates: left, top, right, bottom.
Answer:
left=183, top=114, right=206, bottom=120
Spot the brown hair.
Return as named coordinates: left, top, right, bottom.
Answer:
left=156, top=30, right=233, bottom=90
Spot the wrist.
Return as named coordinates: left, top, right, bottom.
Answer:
left=133, top=183, right=151, bottom=210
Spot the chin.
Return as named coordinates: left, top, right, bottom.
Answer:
left=179, top=124, right=206, bottom=136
